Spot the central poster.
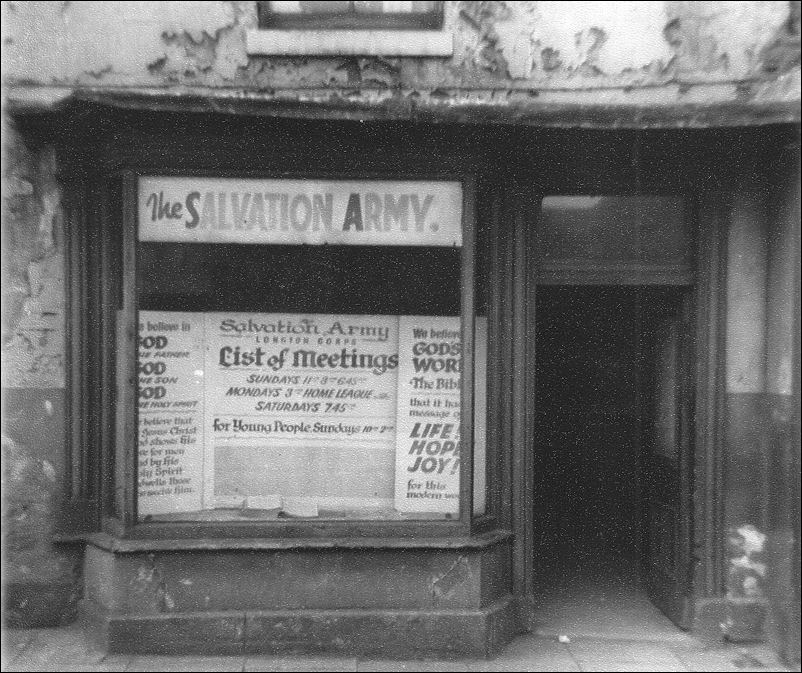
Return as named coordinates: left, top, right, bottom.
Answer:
left=206, top=312, right=399, bottom=514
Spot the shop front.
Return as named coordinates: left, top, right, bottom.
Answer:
left=17, top=105, right=798, bottom=658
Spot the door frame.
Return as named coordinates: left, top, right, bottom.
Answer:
left=690, top=192, right=729, bottom=610
left=509, top=180, right=538, bottom=624
left=509, top=186, right=727, bottom=631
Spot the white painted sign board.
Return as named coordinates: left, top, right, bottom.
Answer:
left=138, top=177, right=463, bottom=247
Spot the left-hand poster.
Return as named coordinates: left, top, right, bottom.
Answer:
left=137, top=312, right=206, bottom=516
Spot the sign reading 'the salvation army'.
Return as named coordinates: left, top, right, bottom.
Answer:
left=138, top=177, right=463, bottom=247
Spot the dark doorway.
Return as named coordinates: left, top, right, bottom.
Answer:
left=531, top=285, right=692, bottom=638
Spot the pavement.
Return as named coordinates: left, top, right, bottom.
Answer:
left=1, top=624, right=795, bottom=672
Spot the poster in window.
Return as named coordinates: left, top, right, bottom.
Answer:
left=394, top=316, right=462, bottom=514
left=137, top=311, right=206, bottom=516
left=204, top=312, right=399, bottom=514
left=137, top=311, right=483, bottom=518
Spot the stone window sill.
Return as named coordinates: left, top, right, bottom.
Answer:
left=84, top=530, right=511, bottom=553
left=246, top=29, right=453, bottom=57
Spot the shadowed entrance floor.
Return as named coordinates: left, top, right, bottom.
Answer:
left=531, top=546, right=688, bottom=642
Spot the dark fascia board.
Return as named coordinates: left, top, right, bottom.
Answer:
left=5, top=85, right=801, bottom=130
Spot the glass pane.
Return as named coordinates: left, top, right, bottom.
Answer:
left=354, top=1, right=385, bottom=12
left=473, top=316, right=487, bottom=515
left=135, top=177, right=463, bottom=522
left=355, top=1, right=439, bottom=13
left=270, top=1, right=439, bottom=14
left=271, top=2, right=351, bottom=14
left=472, top=213, right=489, bottom=517
left=539, top=196, right=689, bottom=264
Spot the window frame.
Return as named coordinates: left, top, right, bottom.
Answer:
left=535, top=194, right=695, bottom=286
left=246, top=1, right=452, bottom=56
left=102, top=167, right=481, bottom=541
left=257, top=1, right=445, bottom=31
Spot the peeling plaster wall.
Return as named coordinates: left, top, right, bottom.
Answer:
left=2, top=1, right=799, bottom=102
left=2, top=125, right=65, bottom=389
left=3, top=1, right=248, bottom=85
left=2, top=118, right=78, bottom=627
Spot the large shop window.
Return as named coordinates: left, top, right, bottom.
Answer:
left=134, top=177, right=483, bottom=523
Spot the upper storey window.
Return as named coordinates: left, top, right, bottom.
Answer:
left=248, top=0, right=452, bottom=56
left=259, top=1, right=444, bottom=30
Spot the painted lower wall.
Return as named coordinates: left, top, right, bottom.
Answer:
left=723, top=144, right=800, bottom=656
left=2, top=121, right=79, bottom=626
left=763, top=142, right=801, bottom=664
left=79, top=541, right=516, bottom=656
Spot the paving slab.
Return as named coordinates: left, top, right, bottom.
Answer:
left=244, top=655, right=358, bottom=671
left=1, top=627, right=39, bottom=668
left=353, top=637, right=582, bottom=672
left=566, top=638, right=688, bottom=672
left=1, top=625, right=796, bottom=672
left=127, top=654, right=245, bottom=671
left=356, top=659, right=476, bottom=672
left=52, top=659, right=132, bottom=673
left=667, top=641, right=790, bottom=673
left=7, top=625, right=110, bottom=672
left=474, top=636, right=580, bottom=672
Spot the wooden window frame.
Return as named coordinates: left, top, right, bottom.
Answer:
left=257, top=1, right=444, bottom=31
left=84, top=167, right=489, bottom=541
left=535, top=194, right=696, bottom=286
